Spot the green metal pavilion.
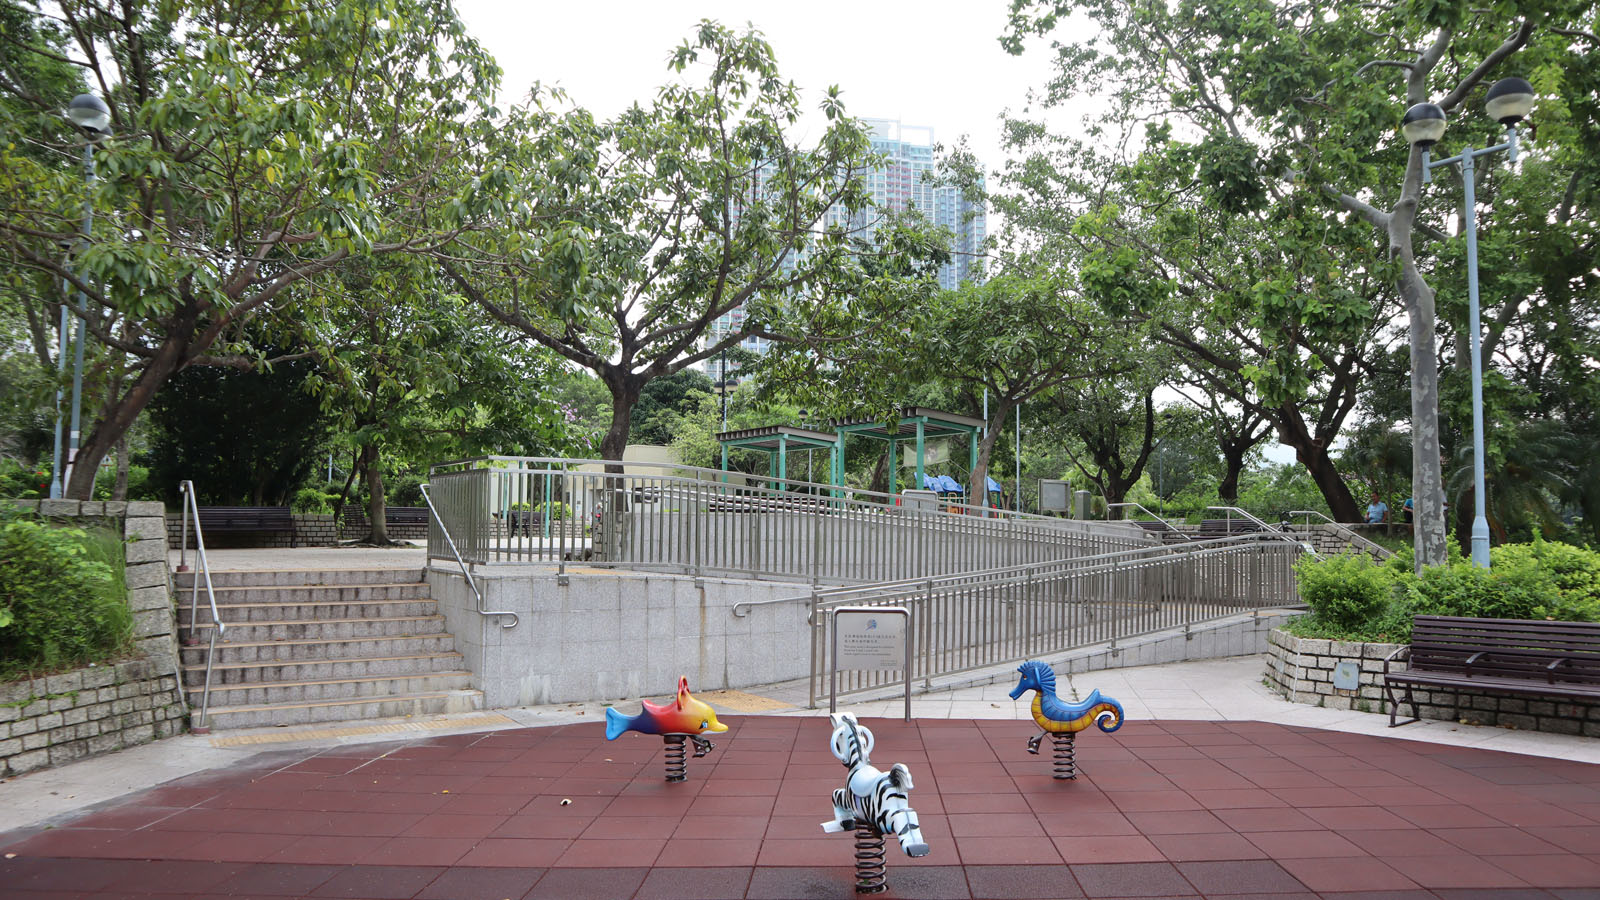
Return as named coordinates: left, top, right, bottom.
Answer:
left=831, top=407, right=985, bottom=496
left=714, top=425, right=840, bottom=489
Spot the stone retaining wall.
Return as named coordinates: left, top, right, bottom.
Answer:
left=165, top=512, right=340, bottom=548
left=4, top=500, right=188, bottom=776
left=1264, top=628, right=1600, bottom=735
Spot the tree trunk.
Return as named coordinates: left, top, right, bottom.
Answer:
left=364, top=444, right=390, bottom=544
left=1272, top=404, right=1361, bottom=522
left=65, top=312, right=200, bottom=498
left=1218, top=445, right=1247, bottom=505
left=971, top=401, right=1013, bottom=511
left=599, top=381, right=639, bottom=474
left=1386, top=147, right=1449, bottom=569
left=111, top=433, right=130, bottom=501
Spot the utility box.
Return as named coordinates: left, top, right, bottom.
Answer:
left=1038, top=479, right=1071, bottom=513
left=1073, top=490, right=1093, bottom=520
left=900, top=489, right=939, bottom=513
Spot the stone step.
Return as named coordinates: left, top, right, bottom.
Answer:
left=185, top=615, right=446, bottom=643
left=177, top=598, right=436, bottom=627
left=177, top=583, right=430, bottom=606
left=187, top=671, right=474, bottom=707
left=175, top=568, right=424, bottom=588
left=196, top=690, right=483, bottom=730
left=181, top=652, right=467, bottom=687
left=182, top=633, right=456, bottom=665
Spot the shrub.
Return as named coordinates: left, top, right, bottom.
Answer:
left=1489, top=537, right=1600, bottom=621
left=292, top=485, right=339, bottom=514
left=1293, top=552, right=1399, bottom=638
left=0, top=517, right=133, bottom=680
left=0, top=457, right=50, bottom=499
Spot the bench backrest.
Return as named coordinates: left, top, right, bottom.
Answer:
left=195, top=506, right=295, bottom=530
left=1410, top=615, right=1600, bottom=686
left=1198, top=518, right=1260, bottom=533
left=341, top=506, right=429, bottom=526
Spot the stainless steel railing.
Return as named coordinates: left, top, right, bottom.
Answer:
left=426, top=456, right=1154, bottom=583
left=799, top=536, right=1305, bottom=705
left=176, top=481, right=225, bottom=734
left=419, top=483, right=517, bottom=628
left=1105, top=502, right=1195, bottom=541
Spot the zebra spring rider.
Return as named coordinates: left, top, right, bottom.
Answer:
left=821, top=713, right=930, bottom=894
left=1009, top=660, right=1124, bottom=780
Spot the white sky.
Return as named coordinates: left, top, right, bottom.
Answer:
left=454, top=0, right=1058, bottom=185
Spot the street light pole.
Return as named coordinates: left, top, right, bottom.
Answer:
left=1404, top=76, right=1534, bottom=570
left=58, top=93, right=112, bottom=498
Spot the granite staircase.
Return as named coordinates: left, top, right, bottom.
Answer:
left=174, top=568, right=480, bottom=730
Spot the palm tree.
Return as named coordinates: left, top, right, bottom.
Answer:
left=1447, top=419, right=1577, bottom=544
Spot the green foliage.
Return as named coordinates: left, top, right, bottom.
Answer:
left=1289, top=539, right=1600, bottom=643
left=0, top=516, right=132, bottom=680
left=0, top=457, right=50, bottom=499
left=292, top=485, right=339, bottom=514
left=1294, top=552, right=1397, bottom=635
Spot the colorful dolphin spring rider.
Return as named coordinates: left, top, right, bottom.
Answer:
left=604, top=677, right=729, bottom=781
left=1009, top=660, right=1124, bottom=780
left=821, top=713, right=929, bottom=894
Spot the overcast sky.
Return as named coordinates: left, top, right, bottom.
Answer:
left=453, top=0, right=1062, bottom=183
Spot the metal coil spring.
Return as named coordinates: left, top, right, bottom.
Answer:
left=663, top=734, right=688, bottom=782
left=1052, top=731, right=1078, bottom=780
left=853, top=821, right=887, bottom=893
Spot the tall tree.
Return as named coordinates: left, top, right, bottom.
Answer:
left=442, top=23, right=938, bottom=468
left=1000, top=0, right=1598, bottom=565
left=0, top=0, right=510, bottom=498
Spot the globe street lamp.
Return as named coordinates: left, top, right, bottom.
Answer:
left=50, top=94, right=112, bottom=497
left=1400, top=77, right=1534, bottom=569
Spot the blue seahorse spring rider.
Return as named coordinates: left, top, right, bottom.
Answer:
left=821, top=713, right=929, bottom=893
left=1009, top=660, right=1124, bottom=780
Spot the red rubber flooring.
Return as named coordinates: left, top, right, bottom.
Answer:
left=3, top=717, right=1599, bottom=899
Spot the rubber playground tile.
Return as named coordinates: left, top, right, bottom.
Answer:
left=1482, top=854, right=1600, bottom=889
left=211, top=861, right=347, bottom=896
left=307, top=864, right=445, bottom=898
left=955, top=835, right=1063, bottom=865
left=1174, top=860, right=1308, bottom=894
left=1275, top=857, right=1420, bottom=893
left=1148, top=832, right=1270, bottom=862
left=1382, top=853, right=1533, bottom=890
left=654, top=837, right=763, bottom=867
left=1069, top=861, right=1196, bottom=898
left=1052, top=835, right=1166, bottom=865
left=411, top=865, right=545, bottom=900
left=1242, top=829, right=1366, bottom=859
left=743, top=865, right=857, bottom=899
left=635, top=865, right=753, bottom=900
left=964, top=863, right=1086, bottom=899
left=523, top=866, right=649, bottom=900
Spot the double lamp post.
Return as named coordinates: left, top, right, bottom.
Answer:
left=1399, top=76, right=1534, bottom=570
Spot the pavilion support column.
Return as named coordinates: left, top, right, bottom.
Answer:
left=888, top=439, right=898, bottom=495
left=778, top=435, right=788, bottom=489
left=970, top=428, right=981, bottom=511
left=915, top=420, right=926, bottom=493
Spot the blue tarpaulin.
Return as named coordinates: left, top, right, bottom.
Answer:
left=918, top=474, right=1004, bottom=494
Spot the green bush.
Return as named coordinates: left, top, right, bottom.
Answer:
left=292, top=485, right=339, bottom=514
left=1293, top=552, right=1400, bottom=638
left=0, top=457, right=50, bottom=499
left=1289, top=539, right=1600, bottom=643
left=0, top=517, right=133, bottom=680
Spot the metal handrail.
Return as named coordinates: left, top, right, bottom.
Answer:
left=733, top=531, right=1285, bottom=616
left=1206, top=505, right=1322, bottom=557
left=178, top=481, right=225, bottom=734
left=1285, top=510, right=1396, bottom=560
left=1105, top=502, right=1196, bottom=541
left=419, top=483, right=518, bottom=628
left=1205, top=505, right=1278, bottom=531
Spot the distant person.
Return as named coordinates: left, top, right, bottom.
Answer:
left=1365, top=492, right=1389, bottom=524
left=1403, top=497, right=1414, bottom=523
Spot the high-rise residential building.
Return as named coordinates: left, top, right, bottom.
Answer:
left=704, top=118, right=986, bottom=385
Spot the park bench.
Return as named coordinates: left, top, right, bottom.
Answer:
left=194, top=506, right=296, bottom=547
left=340, top=506, right=429, bottom=530
left=1383, top=615, right=1600, bottom=727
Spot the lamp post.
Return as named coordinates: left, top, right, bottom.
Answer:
left=1400, top=76, right=1534, bottom=569
left=52, top=93, right=112, bottom=498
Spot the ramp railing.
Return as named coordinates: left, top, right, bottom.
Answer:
left=794, top=535, right=1305, bottom=705
left=426, top=456, right=1154, bottom=583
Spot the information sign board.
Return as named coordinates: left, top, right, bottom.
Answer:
left=830, top=606, right=912, bottom=720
